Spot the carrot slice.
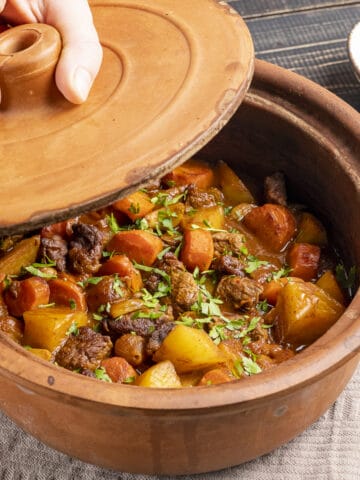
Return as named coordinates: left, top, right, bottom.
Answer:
left=113, top=191, right=155, bottom=221
left=4, top=277, right=50, bottom=317
left=98, top=255, right=143, bottom=292
left=286, top=243, right=320, bottom=281
left=162, top=159, right=215, bottom=189
left=101, top=357, right=138, bottom=384
left=243, top=204, right=296, bottom=252
left=107, top=231, right=163, bottom=266
left=180, top=229, right=214, bottom=272
left=198, top=367, right=234, bottom=386
left=48, top=278, right=87, bottom=311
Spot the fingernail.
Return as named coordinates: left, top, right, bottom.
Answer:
left=74, top=67, right=92, bottom=102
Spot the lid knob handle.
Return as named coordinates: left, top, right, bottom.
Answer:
left=0, top=24, right=62, bottom=111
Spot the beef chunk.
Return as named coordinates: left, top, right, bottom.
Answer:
left=86, top=276, right=130, bottom=312
left=186, top=184, right=223, bottom=209
left=212, top=255, right=245, bottom=276
left=39, top=235, right=68, bottom=272
left=146, top=322, right=175, bottom=355
left=264, top=172, right=287, bottom=206
left=216, top=276, right=263, bottom=310
left=171, top=269, right=199, bottom=316
left=212, top=232, right=246, bottom=258
left=104, top=310, right=174, bottom=339
left=55, top=327, right=112, bottom=371
left=144, top=273, right=161, bottom=294
left=144, top=252, right=185, bottom=293
left=68, top=223, right=103, bottom=275
left=105, top=316, right=156, bottom=338
left=157, top=252, right=185, bottom=274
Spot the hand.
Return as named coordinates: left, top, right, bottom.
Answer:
left=0, top=0, right=103, bottom=104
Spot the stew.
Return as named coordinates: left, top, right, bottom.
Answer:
left=0, top=160, right=352, bottom=387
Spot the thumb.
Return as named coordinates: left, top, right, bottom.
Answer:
left=46, top=0, right=103, bottom=104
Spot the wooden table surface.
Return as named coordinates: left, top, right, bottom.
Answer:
left=230, top=0, right=360, bottom=110
left=1, top=1, right=359, bottom=479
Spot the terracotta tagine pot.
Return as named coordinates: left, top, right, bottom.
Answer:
left=0, top=0, right=359, bottom=475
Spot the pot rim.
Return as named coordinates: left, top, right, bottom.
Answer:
left=0, top=59, right=359, bottom=412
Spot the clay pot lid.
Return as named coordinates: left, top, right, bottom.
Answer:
left=0, top=0, right=254, bottom=235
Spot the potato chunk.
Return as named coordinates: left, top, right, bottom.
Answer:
left=181, top=205, right=225, bottom=230
left=217, top=161, right=254, bottom=204
left=273, top=282, right=345, bottom=348
left=0, top=236, right=40, bottom=275
left=136, top=360, right=181, bottom=388
left=316, top=270, right=345, bottom=305
left=23, top=307, right=88, bottom=352
left=153, top=325, right=225, bottom=373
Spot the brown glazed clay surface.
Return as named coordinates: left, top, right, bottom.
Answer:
left=0, top=0, right=254, bottom=235
left=0, top=60, right=359, bottom=475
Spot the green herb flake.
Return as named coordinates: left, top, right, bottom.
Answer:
left=112, top=275, right=124, bottom=297
left=244, top=255, right=269, bottom=274
left=175, top=316, right=194, bottom=327
left=66, top=322, right=79, bottom=336
left=31, top=260, right=56, bottom=268
left=68, top=299, right=76, bottom=310
left=157, top=246, right=172, bottom=260
left=77, top=276, right=104, bottom=288
left=257, top=300, right=270, bottom=313
left=106, top=213, right=121, bottom=234
left=94, top=367, right=112, bottom=383
left=24, top=265, right=57, bottom=279
left=267, top=266, right=292, bottom=282
left=102, top=250, right=115, bottom=258
left=335, top=264, right=356, bottom=291
left=123, top=376, right=136, bottom=384
left=233, top=359, right=244, bottom=378
left=242, top=355, right=262, bottom=375
left=129, top=203, right=140, bottom=214
left=209, top=324, right=227, bottom=344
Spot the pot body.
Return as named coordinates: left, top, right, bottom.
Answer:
left=1, top=355, right=358, bottom=475
left=1, top=60, right=360, bottom=474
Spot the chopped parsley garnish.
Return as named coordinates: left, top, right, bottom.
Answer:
left=134, top=217, right=150, bottom=231
left=191, top=222, right=227, bottom=233
left=267, top=266, right=292, bottom=282
left=244, top=255, right=269, bottom=274
left=112, top=275, right=124, bottom=297
left=66, top=322, right=79, bottom=336
left=69, top=299, right=76, bottom=310
left=242, top=355, right=261, bottom=375
left=77, top=276, right=104, bottom=288
left=123, top=376, right=136, bottom=384
left=133, top=262, right=171, bottom=285
left=129, top=203, right=140, bottom=214
left=257, top=299, right=270, bottom=313
left=336, top=264, right=356, bottom=292
left=150, top=191, right=186, bottom=207
left=157, top=246, right=172, bottom=260
left=106, top=212, right=121, bottom=233
left=102, top=250, right=115, bottom=258
left=94, top=367, right=112, bottom=383
left=23, top=257, right=57, bottom=278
